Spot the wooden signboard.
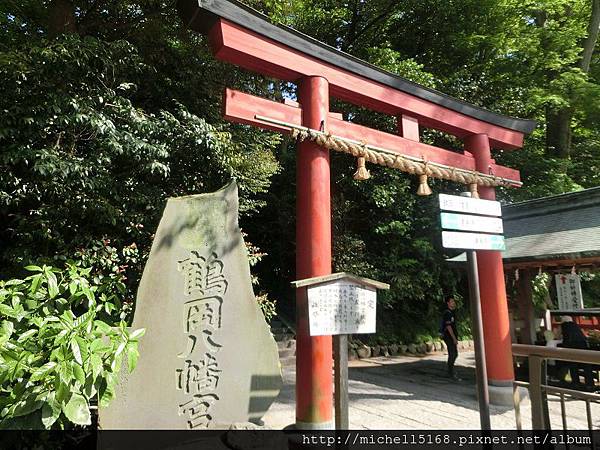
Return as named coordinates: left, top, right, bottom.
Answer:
left=442, top=231, right=506, bottom=251
left=555, top=274, right=584, bottom=311
left=439, top=193, right=502, bottom=217
left=306, top=281, right=377, bottom=336
left=440, top=212, right=503, bottom=234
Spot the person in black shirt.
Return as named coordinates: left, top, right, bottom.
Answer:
left=442, top=297, right=460, bottom=380
left=560, top=316, right=594, bottom=388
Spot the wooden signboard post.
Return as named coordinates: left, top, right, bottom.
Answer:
left=291, top=273, right=389, bottom=429
left=440, top=192, right=506, bottom=431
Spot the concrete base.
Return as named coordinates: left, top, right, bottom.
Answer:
left=488, top=383, right=529, bottom=407
left=295, top=420, right=334, bottom=430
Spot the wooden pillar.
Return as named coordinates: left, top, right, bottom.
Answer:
left=295, top=76, right=333, bottom=430
left=465, top=134, right=515, bottom=397
left=516, top=269, right=536, bottom=344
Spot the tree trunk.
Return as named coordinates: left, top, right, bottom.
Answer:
left=581, top=0, right=600, bottom=73
left=546, top=108, right=573, bottom=158
left=545, top=0, right=600, bottom=158
left=48, top=0, right=77, bottom=37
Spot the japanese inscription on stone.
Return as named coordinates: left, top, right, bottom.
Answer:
left=307, top=281, right=376, bottom=336
left=98, top=182, right=282, bottom=430
left=176, top=251, right=227, bottom=429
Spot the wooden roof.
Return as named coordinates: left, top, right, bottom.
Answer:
left=291, top=272, right=390, bottom=290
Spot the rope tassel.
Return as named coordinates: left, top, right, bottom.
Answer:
left=353, top=156, right=371, bottom=180
left=468, top=182, right=480, bottom=199
left=417, top=174, right=432, bottom=196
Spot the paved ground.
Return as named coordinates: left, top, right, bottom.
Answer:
left=262, top=351, right=600, bottom=430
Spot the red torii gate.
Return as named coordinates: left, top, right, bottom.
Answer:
left=178, top=0, right=535, bottom=429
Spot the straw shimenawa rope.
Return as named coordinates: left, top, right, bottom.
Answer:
left=291, top=127, right=513, bottom=194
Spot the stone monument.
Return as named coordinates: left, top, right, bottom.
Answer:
left=99, top=182, right=282, bottom=429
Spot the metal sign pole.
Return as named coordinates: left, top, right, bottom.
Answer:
left=466, top=249, right=491, bottom=430
left=333, top=334, right=349, bottom=430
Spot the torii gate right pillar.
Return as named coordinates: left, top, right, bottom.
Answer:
left=465, top=134, right=515, bottom=406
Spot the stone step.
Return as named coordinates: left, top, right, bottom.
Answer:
left=271, top=327, right=291, bottom=335
left=273, top=332, right=295, bottom=342
left=278, top=348, right=296, bottom=359
left=277, top=339, right=296, bottom=351
left=279, top=356, right=296, bottom=367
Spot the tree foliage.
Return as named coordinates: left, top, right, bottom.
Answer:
left=1, top=0, right=281, bottom=429
left=2, top=0, right=600, bottom=401
left=0, top=15, right=280, bottom=284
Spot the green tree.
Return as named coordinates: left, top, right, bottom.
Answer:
left=0, top=4, right=280, bottom=284
left=0, top=1, right=281, bottom=429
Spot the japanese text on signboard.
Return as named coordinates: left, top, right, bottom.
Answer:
left=307, top=281, right=376, bottom=336
left=555, top=274, right=583, bottom=311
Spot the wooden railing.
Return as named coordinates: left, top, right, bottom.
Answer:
left=512, top=344, right=600, bottom=430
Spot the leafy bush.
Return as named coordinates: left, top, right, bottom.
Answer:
left=0, top=264, right=144, bottom=429
left=245, top=237, right=277, bottom=323
left=532, top=272, right=552, bottom=311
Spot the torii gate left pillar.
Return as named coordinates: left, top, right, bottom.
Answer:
left=295, top=76, right=334, bottom=429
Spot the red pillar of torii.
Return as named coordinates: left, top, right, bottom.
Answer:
left=178, top=0, right=535, bottom=427
left=295, top=77, right=334, bottom=427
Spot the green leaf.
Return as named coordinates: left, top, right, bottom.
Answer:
left=94, top=320, right=111, bottom=334
left=24, top=265, right=42, bottom=272
left=115, top=341, right=126, bottom=357
left=59, top=311, right=74, bottom=328
left=128, top=328, right=145, bottom=341
left=72, top=363, right=85, bottom=386
left=41, top=392, right=61, bottom=429
left=73, top=310, right=94, bottom=330
left=83, top=375, right=96, bottom=398
left=99, top=373, right=116, bottom=408
left=90, top=338, right=111, bottom=354
left=69, top=280, right=78, bottom=296
left=30, top=362, right=57, bottom=382
left=55, top=381, right=71, bottom=405
left=90, top=354, right=103, bottom=379
left=62, top=393, right=90, bottom=426
left=11, top=395, right=44, bottom=418
left=58, top=362, right=73, bottom=385
left=17, top=329, right=37, bottom=343
left=30, top=274, right=42, bottom=294
left=127, top=345, right=139, bottom=372
left=70, top=339, right=82, bottom=365
left=0, top=321, right=14, bottom=338
left=82, top=286, right=94, bottom=303
left=46, top=271, right=59, bottom=299
left=74, top=336, right=89, bottom=362
left=0, top=304, right=16, bottom=318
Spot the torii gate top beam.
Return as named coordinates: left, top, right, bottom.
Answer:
left=178, top=0, right=535, bottom=150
